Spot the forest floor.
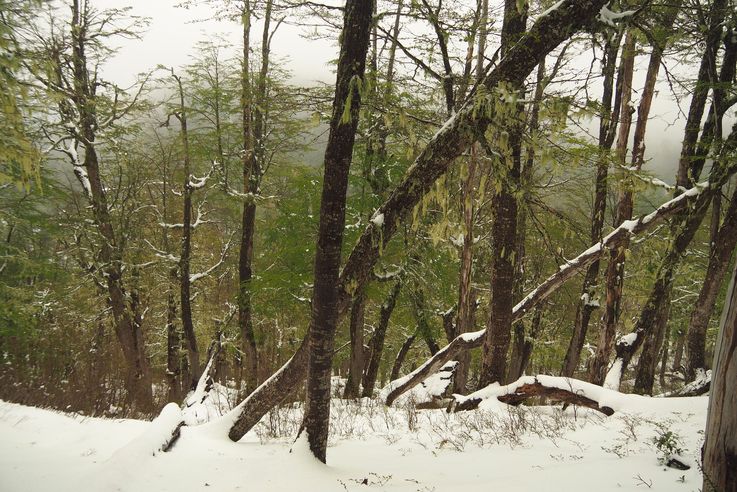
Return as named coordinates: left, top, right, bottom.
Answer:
left=0, top=387, right=708, bottom=491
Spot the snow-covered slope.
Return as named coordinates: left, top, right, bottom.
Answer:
left=0, top=395, right=707, bottom=491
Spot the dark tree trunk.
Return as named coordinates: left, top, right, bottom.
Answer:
left=238, top=3, right=259, bottom=395
left=478, top=0, right=527, bottom=388
left=676, top=0, right=728, bottom=188
left=632, top=12, right=734, bottom=393
left=390, top=333, right=416, bottom=382
left=68, top=0, right=151, bottom=408
left=343, top=287, right=366, bottom=398
left=508, top=306, right=543, bottom=381
left=684, top=30, right=737, bottom=381
left=362, top=281, right=402, bottom=397
left=166, top=281, right=181, bottom=401
left=702, top=259, right=737, bottom=492
left=302, top=0, right=373, bottom=463
left=172, top=73, right=200, bottom=389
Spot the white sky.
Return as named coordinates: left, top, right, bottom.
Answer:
left=89, top=0, right=723, bottom=182
left=94, top=0, right=337, bottom=87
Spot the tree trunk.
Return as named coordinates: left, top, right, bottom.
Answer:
left=508, top=306, right=543, bottom=380
left=478, top=0, right=527, bottom=388
left=589, top=31, right=636, bottom=386
left=686, top=189, right=737, bottom=380
left=362, top=281, right=402, bottom=397
left=173, top=73, right=200, bottom=389
left=68, top=0, right=152, bottom=408
left=302, top=0, right=373, bottom=463
left=702, top=259, right=737, bottom=492
left=166, top=281, right=181, bottom=402
left=390, top=333, right=415, bottom=382
left=343, top=287, right=366, bottom=398
left=562, top=32, right=623, bottom=376
left=238, top=2, right=259, bottom=395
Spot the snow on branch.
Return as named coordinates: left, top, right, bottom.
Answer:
left=189, top=236, right=232, bottom=283
left=187, top=161, right=217, bottom=191
left=159, top=201, right=210, bottom=230
left=144, top=239, right=180, bottom=263
left=598, top=4, right=638, bottom=27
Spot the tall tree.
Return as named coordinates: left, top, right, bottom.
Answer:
left=301, top=0, right=373, bottom=463
left=478, top=0, right=528, bottom=388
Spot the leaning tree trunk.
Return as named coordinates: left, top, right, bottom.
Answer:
left=226, top=0, right=619, bottom=442
left=390, top=333, right=416, bottom=382
left=686, top=189, right=737, bottom=380
left=302, top=0, right=373, bottom=463
left=702, top=258, right=737, bottom=492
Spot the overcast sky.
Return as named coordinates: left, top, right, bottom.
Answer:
left=88, top=0, right=723, bottom=182
left=94, top=0, right=336, bottom=86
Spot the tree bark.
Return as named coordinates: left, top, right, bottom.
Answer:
left=702, top=259, right=737, bottom=492
left=686, top=189, right=737, bottom=380
left=238, top=1, right=259, bottom=395
left=172, top=73, right=200, bottom=389
left=390, top=333, right=415, bottom=382
left=478, top=0, right=528, bottom=388
left=301, top=0, right=373, bottom=463
left=68, top=0, right=152, bottom=408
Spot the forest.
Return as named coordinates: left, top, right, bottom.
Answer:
left=1, top=0, right=736, bottom=490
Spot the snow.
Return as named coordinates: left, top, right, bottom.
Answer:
left=370, top=212, right=384, bottom=227
left=537, top=0, right=566, bottom=20
left=0, top=392, right=710, bottom=491
left=604, top=358, right=624, bottom=390
left=619, top=332, right=638, bottom=347
left=598, top=5, right=637, bottom=27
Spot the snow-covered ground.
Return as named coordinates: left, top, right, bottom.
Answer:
left=0, top=392, right=707, bottom=491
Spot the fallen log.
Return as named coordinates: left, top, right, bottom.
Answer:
left=453, top=379, right=614, bottom=416
left=449, top=375, right=618, bottom=416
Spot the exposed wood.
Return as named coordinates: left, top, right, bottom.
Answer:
left=702, top=260, right=737, bottom=492
left=588, top=31, right=636, bottom=386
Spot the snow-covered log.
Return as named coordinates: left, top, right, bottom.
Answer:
left=384, top=180, right=721, bottom=406
left=451, top=375, right=620, bottom=416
